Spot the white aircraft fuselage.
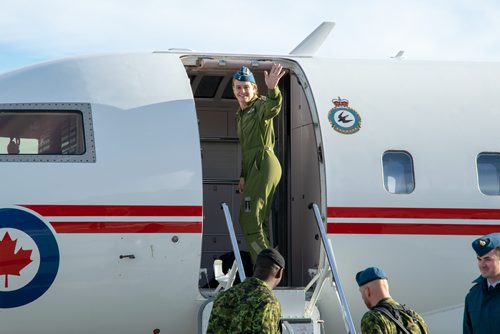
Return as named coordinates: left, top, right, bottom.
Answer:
left=0, top=36, right=499, bottom=334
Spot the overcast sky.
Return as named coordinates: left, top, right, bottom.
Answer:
left=1, top=0, right=500, bottom=73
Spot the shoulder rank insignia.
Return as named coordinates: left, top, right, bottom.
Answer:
left=328, top=98, right=361, bottom=134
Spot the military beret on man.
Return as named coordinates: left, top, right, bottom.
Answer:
left=472, top=232, right=500, bottom=257
left=233, top=66, right=255, bottom=83
left=257, top=248, right=285, bottom=269
left=356, top=267, right=388, bottom=287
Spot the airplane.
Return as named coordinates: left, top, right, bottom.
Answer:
left=0, top=21, right=499, bottom=333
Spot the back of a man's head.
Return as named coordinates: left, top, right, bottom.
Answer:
left=253, top=249, right=284, bottom=286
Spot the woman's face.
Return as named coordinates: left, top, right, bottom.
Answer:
left=233, top=79, right=257, bottom=108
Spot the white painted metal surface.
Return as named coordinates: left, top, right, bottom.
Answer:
left=0, top=49, right=498, bottom=334
left=0, top=53, right=203, bottom=333
left=296, top=57, right=500, bottom=333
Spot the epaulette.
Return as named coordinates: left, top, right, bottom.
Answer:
left=469, top=276, right=485, bottom=290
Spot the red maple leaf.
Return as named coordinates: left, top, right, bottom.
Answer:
left=0, top=231, right=33, bottom=288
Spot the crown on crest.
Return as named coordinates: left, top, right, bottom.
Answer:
left=332, top=97, right=349, bottom=107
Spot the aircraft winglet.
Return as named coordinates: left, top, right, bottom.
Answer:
left=289, top=22, right=335, bottom=56
left=391, top=50, right=405, bottom=59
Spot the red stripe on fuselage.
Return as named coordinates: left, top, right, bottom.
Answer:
left=327, top=207, right=500, bottom=235
left=20, top=204, right=202, bottom=217
left=50, top=221, right=202, bottom=233
left=327, top=207, right=500, bottom=220
left=17, top=204, right=203, bottom=234
left=327, top=222, right=500, bottom=235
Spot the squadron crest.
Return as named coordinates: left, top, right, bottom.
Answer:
left=328, top=98, right=361, bottom=134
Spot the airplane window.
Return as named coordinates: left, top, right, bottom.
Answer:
left=195, top=76, right=223, bottom=98
left=0, top=111, right=84, bottom=155
left=477, top=153, right=500, bottom=195
left=0, top=103, right=95, bottom=163
left=382, top=151, right=415, bottom=194
left=221, top=80, right=236, bottom=100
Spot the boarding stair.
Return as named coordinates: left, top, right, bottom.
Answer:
left=198, top=202, right=357, bottom=334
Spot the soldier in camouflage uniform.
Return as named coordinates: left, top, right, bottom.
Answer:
left=207, top=248, right=284, bottom=334
left=356, top=267, right=428, bottom=334
left=233, top=64, right=285, bottom=264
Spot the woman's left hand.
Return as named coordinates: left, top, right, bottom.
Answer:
left=265, top=63, right=286, bottom=90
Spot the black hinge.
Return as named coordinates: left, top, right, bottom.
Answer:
left=317, top=145, right=323, bottom=163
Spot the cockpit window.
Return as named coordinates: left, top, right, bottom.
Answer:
left=0, top=103, right=95, bottom=162
left=382, top=151, right=415, bottom=194
left=477, top=153, right=500, bottom=195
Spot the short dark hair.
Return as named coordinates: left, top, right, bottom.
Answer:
left=254, top=256, right=281, bottom=280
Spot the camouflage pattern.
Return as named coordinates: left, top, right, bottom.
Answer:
left=237, top=87, right=282, bottom=263
left=207, top=277, right=281, bottom=334
left=360, top=297, right=428, bottom=334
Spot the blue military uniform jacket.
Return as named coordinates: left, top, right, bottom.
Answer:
left=463, top=276, right=500, bottom=334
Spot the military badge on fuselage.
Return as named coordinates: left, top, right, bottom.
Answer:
left=328, top=98, right=361, bottom=134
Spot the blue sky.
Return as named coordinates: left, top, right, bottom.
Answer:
left=1, top=0, right=500, bottom=74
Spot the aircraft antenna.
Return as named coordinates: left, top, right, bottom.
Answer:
left=391, top=50, right=405, bottom=59
left=289, top=21, right=335, bottom=56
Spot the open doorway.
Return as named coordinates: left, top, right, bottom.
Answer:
left=182, top=56, right=323, bottom=291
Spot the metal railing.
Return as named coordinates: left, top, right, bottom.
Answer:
left=307, top=203, right=356, bottom=334
left=220, top=202, right=246, bottom=283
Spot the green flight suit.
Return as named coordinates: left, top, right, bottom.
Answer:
left=360, top=297, right=428, bottom=334
left=207, top=277, right=281, bottom=334
left=237, top=87, right=282, bottom=263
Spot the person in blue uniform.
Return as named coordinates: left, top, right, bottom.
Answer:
left=233, top=64, right=285, bottom=263
left=463, top=232, right=500, bottom=334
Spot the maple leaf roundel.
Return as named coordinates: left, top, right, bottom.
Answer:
left=0, top=208, right=59, bottom=308
left=0, top=229, right=40, bottom=290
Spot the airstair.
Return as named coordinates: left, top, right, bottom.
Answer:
left=198, top=203, right=357, bottom=334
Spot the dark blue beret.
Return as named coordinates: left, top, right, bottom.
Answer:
left=356, top=267, right=387, bottom=286
left=257, top=248, right=285, bottom=268
left=233, top=66, right=255, bottom=83
left=472, top=233, right=500, bottom=257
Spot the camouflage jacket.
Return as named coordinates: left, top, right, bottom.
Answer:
left=360, top=297, right=428, bottom=334
left=207, top=277, right=281, bottom=334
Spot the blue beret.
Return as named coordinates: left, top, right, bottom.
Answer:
left=472, top=233, right=500, bottom=257
left=233, top=66, right=255, bottom=83
left=356, top=267, right=387, bottom=286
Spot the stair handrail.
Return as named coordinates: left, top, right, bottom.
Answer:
left=220, top=202, right=246, bottom=283
left=309, top=202, right=356, bottom=334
